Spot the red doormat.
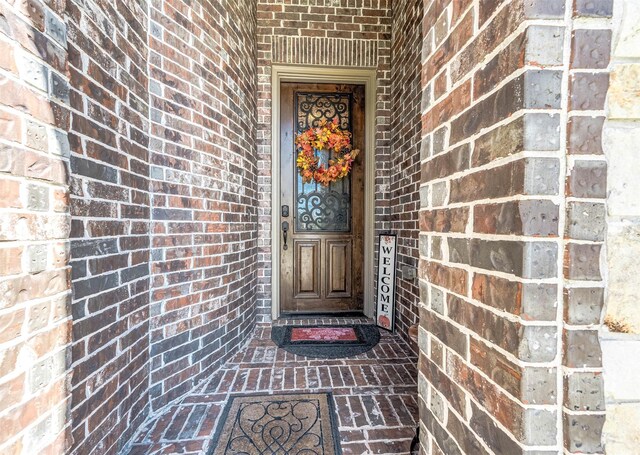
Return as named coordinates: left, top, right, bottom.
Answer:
left=271, top=324, right=380, bottom=359
left=290, top=326, right=358, bottom=342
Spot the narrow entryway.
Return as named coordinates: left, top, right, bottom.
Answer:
left=128, top=318, right=418, bottom=455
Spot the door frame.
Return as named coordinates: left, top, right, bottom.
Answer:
left=271, top=64, right=377, bottom=320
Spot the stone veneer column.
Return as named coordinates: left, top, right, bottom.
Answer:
left=601, top=0, right=640, bottom=451
left=0, top=1, right=72, bottom=453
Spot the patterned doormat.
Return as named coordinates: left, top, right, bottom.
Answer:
left=208, top=393, right=341, bottom=455
left=271, top=324, right=380, bottom=358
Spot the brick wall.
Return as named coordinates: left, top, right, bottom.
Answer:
left=563, top=2, right=612, bottom=452
left=390, top=0, right=423, bottom=344
left=416, top=0, right=608, bottom=452
left=255, top=0, right=392, bottom=321
left=147, top=0, right=258, bottom=411
left=0, top=1, right=72, bottom=454
left=66, top=0, right=151, bottom=453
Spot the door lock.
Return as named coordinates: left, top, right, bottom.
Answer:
left=282, top=205, right=289, bottom=217
left=282, top=221, right=289, bottom=250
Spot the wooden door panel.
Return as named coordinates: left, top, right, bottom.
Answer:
left=280, top=82, right=365, bottom=314
left=294, top=239, right=321, bottom=298
left=326, top=239, right=351, bottom=298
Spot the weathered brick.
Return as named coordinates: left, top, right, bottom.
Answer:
left=563, top=413, right=605, bottom=453
left=564, top=372, right=605, bottom=411
left=566, top=202, right=605, bottom=241
left=570, top=73, right=609, bottom=111
left=564, top=329, right=602, bottom=368
left=474, top=200, right=559, bottom=236
left=568, top=116, right=604, bottom=155
left=564, top=243, right=603, bottom=280
left=571, top=29, right=612, bottom=69
left=567, top=160, right=607, bottom=198
left=564, top=287, right=604, bottom=325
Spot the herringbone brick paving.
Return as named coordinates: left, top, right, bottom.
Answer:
left=128, top=319, right=418, bottom=454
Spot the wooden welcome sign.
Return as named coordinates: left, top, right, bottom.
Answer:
left=376, top=234, right=397, bottom=331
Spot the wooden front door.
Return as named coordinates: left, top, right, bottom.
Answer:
left=280, top=83, right=365, bottom=314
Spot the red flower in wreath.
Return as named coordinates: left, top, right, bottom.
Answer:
left=295, top=117, right=359, bottom=186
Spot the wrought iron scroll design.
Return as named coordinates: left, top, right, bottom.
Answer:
left=295, top=92, right=352, bottom=232
left=226, top=398, right=324, bottom=454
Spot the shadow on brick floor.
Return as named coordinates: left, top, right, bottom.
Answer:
left=126, top=318, right=419, bottom=455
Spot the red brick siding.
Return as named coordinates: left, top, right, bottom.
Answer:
left=147, top=0, right=258, bottom=411
left=66, top=0, right=151, bottom=453
left=0, top=1, right=72, bottom=454
left=390, top=0, right=423, bottom=345
left=418, top=0, right=572, bottom=453
left=256, top=0, right=392, bottom=321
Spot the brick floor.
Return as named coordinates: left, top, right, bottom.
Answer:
left=127, top=318, right=419, bottom=454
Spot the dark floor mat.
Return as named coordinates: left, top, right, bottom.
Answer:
left=208, top=392, right=341, bottom=455
left=271, top=324, right=381, bottom=359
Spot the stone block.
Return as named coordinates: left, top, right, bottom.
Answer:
left=601, top=332, right=640, bottom=401
left=603, top=125, right=640, bottom=217
left=566, top=201, right=605, bottom=241
left=602, top=403, right=640, bottom=454
left=613, top=0, right=640, bottom=58
left=608, top=64, right=640, bottom=120
left=605, top=222, right=640, bottom=332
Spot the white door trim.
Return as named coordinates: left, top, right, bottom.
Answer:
left=270, top=64, right=377, bottom=320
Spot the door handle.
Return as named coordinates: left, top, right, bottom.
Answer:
left=282, top=221, right=289, bottom=250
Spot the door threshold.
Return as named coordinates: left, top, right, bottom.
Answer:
left=278, top=311, right=367, bottom=319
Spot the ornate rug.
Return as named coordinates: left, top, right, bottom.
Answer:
left=208, top=393, right=341, bottom=455
left=271, top=324, right=380, bottom=358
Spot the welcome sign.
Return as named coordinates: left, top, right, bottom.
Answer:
left=376, top=234, right=397, bottom=331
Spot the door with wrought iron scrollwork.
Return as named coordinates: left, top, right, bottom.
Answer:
left=280, top=83, right=365, bottom=313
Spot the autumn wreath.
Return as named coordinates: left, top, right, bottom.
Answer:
left=295, top=118, right=359, bottom=186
